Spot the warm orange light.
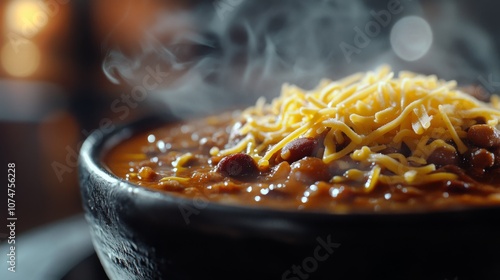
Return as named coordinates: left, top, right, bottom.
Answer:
left=1, top=41, right=41, bottom=77
left=5, top=0, right=48, bottom=36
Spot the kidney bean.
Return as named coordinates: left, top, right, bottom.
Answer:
left=464, top=148, right=495, bottom=174
left=216, top=153, right=259, bottom=180
left=289, top=157, right=331, bottom=184
left=467, top=124, right=500, bottom=148
left=281, top=137, right=319, bottom=163
left=427, top=147, right=459, bottom=168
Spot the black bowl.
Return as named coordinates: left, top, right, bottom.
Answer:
left=79, top=116, right=500, bottom=280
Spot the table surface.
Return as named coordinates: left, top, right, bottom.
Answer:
left=0, top=215, right=108, bottom=280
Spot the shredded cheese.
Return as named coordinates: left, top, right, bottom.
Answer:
left=172, top=153, right=194, bottom=169
left=213, top=66, right=500, bottom=190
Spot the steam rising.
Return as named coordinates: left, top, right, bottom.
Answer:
left=103, top=0, right=500, bottom=118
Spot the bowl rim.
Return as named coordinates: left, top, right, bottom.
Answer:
left=79, top=114, right=500, bottom=220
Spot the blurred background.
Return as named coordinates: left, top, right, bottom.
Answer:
left=1, top=0, right=500, bottom=236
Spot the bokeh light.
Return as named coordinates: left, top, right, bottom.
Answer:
left=1, top=41, right=41, bottom=77
left=5, top=0, right=48, bottom=36
left=390, top=16, right=433, bottom=61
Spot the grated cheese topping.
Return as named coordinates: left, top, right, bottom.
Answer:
left=212, top=65, right=500, bottom=189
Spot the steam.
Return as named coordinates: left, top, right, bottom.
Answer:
left=103, top=0, right=500, bottom=118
